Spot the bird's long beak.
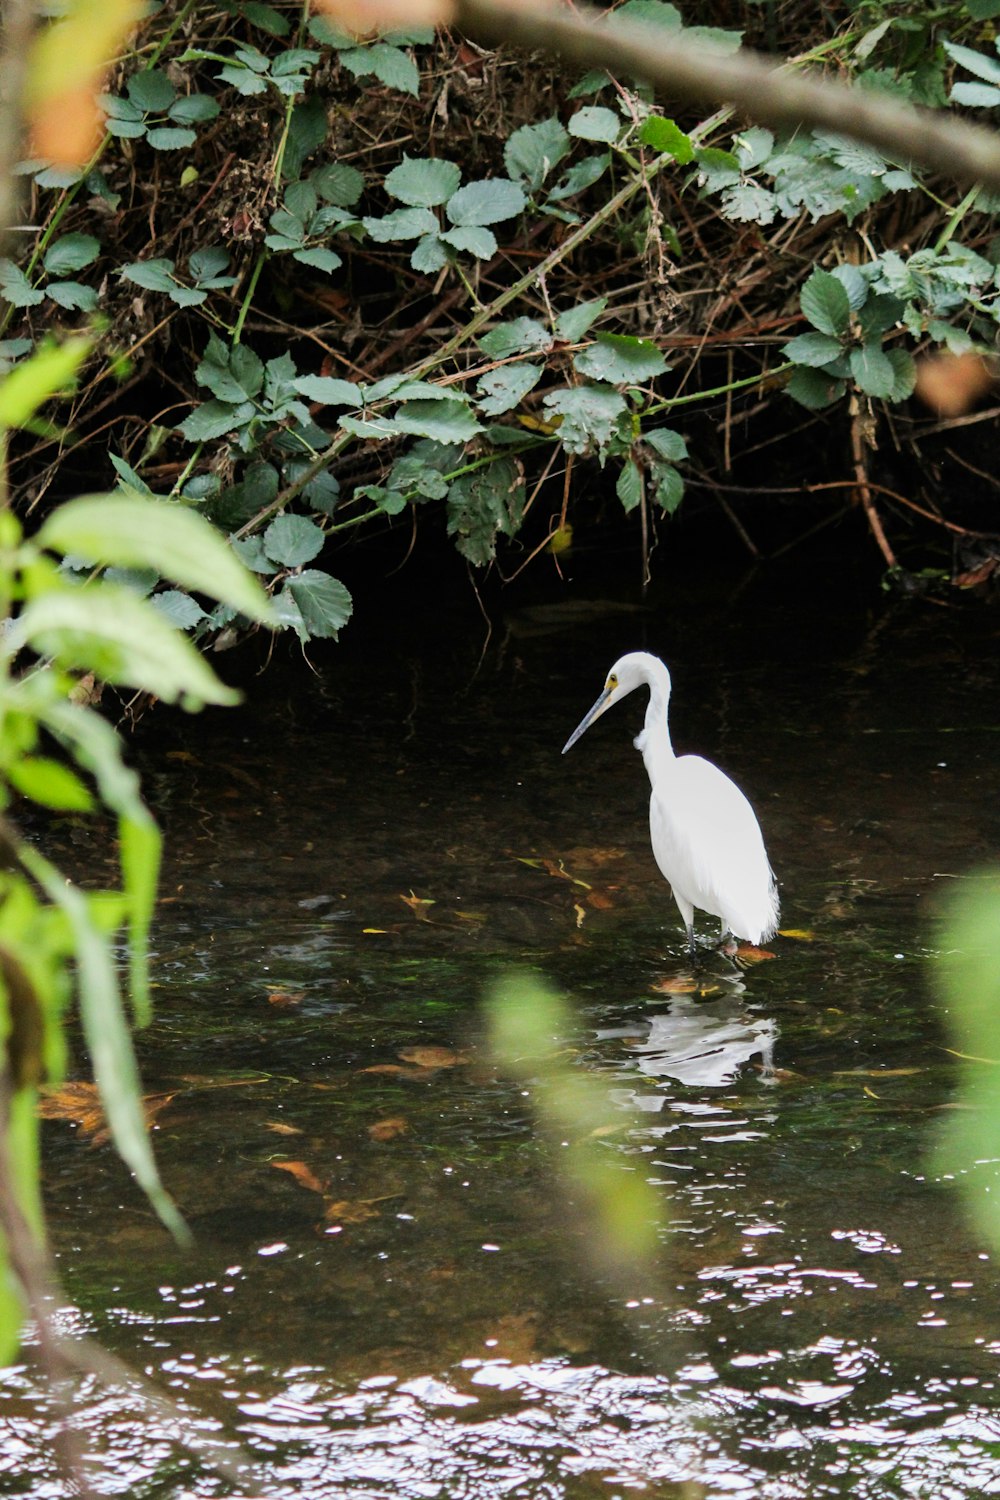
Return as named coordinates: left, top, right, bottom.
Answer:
left=562, top=687, right=614, bottom=754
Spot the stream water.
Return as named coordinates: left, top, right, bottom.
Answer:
left=6, top=539, right=1000, bottom=1498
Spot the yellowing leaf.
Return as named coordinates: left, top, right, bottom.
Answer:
left=778, top=928, right=816, bottom=941
left=368, top=1116, right=409, bottom=1141
left=400, top=890, right=435, bottom=920
left=547, top=524, right=573, bottom=556
left=324, top=1197, right=380, bottom=1224
left=397, top=1045, right=468, bottom=1069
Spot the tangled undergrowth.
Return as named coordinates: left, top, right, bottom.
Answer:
left=7, top=0, right=1000, bottom=647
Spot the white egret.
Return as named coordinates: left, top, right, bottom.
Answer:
left=562, top=651, right=779, bottom=955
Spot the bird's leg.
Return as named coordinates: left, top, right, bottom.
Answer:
left=686, top=924, right=697, bottom=962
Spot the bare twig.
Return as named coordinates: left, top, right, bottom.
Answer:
left=454, top=0, right=1000, bottom=193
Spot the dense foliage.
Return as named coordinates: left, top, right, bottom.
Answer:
left=6, top=1, right=1000, bottom=628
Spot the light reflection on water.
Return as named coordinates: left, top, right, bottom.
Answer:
left=7, top=566, right=1000, bottom=1496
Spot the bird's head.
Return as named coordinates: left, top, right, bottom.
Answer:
left=562, top=651, right=669, bottom=754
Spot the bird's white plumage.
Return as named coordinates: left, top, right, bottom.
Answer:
left=562, top=651, right=779, bottom=950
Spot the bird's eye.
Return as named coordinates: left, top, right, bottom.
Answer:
left=607, top=674, right=618, bottom=689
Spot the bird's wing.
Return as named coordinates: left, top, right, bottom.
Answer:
left=649, top=755, right=775, bottom=931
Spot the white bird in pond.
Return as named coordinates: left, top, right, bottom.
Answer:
left=562, top=651, right=779, bottom=956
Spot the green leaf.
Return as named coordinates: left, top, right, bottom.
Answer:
left=146, top=126, right=197, bottom=151
left=573, top=333, right=668, bottom=383
left=0, top=260, right=44, bottom=308
left=363, top=206, right=439, bottom=242
left=0, top=336, right=90, bottom=428
left=168, top=92, right=220, bottom=124
left=283, top=569, right=352, bottom=638
left=720, top=182, right=778, bottom=224
left=151, top=589, right=208, bottom=628
left=638, top=115, right=693, bottom=162
left=43, top=233, right=100, bottom=276
left=475, top=362, right=543, bottom=417
left=645, top=427, right=687, bottom=462
left=394, top=398, right=481, bottom=442
left=440, top=225, right=497, bottom=258
left=446, top=458, right=523, bottom=565
left=127, top=68, right=176, bottom=112
left=568, top=106, right=621, bottom=143
left=951, top=80, right=1000, bottom=106
left=410, top=233, right=448, bottom=273
left=547, top=153, right=611, bottom=202
left=293, top=246, right=343, bottom=273
left=849, top=343, right=896, bottom=397
left=189, top=246, right=231, bottom=282
left=45, top=281, right=99, bottom=312
left=292, top=375, right=360, bottom=406
left=786, top=366, right=846, bottom=410
left=179, top=399, right=254, bottom=441
left=312, top=161, right=365, bottom=206
left=781, top=331, right=844, bottom=366
left=120, top=258, right=178, bottom=294
left=830, top=263, right=869, bottom=310
left=554, top=298, right=607, bottom=343
left=616, top=457, right=644, bottom=513
left=542, top=385, right=629, bottom=457
left=340, top=41, right=419, bottom=95
left=857, top=293, right=904, bottom=338
left=385, top=154, right=461, bottom=206
left=800, top=269, right=852, bottom=336
left=651, top=460, right=684, bottom=512
left=446, top=177, right=526, bottom=227
left=6, top=756, right=94, bottom=812
left=885, top=347, right=917, bottom=401
left=263, top=514, right=325, bottom=567
left=478, top=318, right=552, bottom=359
left=37, top=493, right=275, bottom=624
left=944, top=39, right=1000, bottom=86
left=14, top=586, right=240, bottom=707
left=504, top=117, right=572, bottom=189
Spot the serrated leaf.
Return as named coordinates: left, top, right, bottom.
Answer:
left=950, top=80, right=1000, bottom=107
left=446, top=458, right=523, bottom=565
left=554, top=298, right=607, bottom=343
left=504, top=117, right=572, bottom=189
left=645, top=427, right=687, bottom=461
left=0, top=260, right=44, bottom=307
left=547, top=152, right=611, bottom=202
left=781, top=331, right=844, bottom=367
left=14, top=586, right=240, bottom=707
left=127, top=69, right=176, bottom=112
left=800, top=269, right=852, bottom=336
left=616, top=457, right=643, bottom=513
left=312, top=161, right=365, bottom=206
left=943, top=39, right=1000, bottom=87
left=786, top=366, right=846, bottom=410
left=293, top=247, right=343, bottom=273
left=45, top=281, right=99, bottom=312
left=283, top=570, right=352, bottom=638
left=849, top=343, right=896, bottom=397
left=146, top=126, right=197, bottom=151
left=410, top=233, right=448, bottom=273
left=178, top=399, right=254, bottom=440
left=43, top=233, right=100, bottom=276
left=385, top=154, right=461, bottom=206
left=263, top=514, right=325, bottom=567
left=340, top=42, right=419, bottom=95
left=292, top=375, right=360, bottom=407
left=651, top=460, right=684, bottom=513
left=363, top=206, right=439, bottom=242
left=720, top=182, right=778, bottom=224
left=637, top=115, right=693, bottom=162
left=441, top=225, right=497, bottom=258
left=830, top=263, right=869, bottom=310
left=394, top=399, right=481, bottom=442
left=475, top=362, right=542, bottom=417
left=168, top=93, right=220, bottom=124
left=542, top=385, right=629, bottom=457
left=573, top=333, right=668, bottom=384
left=120, top=258, right=178, bottom=294
left=568, top=106, right=621, bottom=143
left=885, top=347, right=917, bottom=401
left=446, top=177, right=526, bottom=227
left=478, top=318, right=552, bottom=359
left=151, top=589, right=208, bottom=628
left=38, top=493, right=275, bottom=623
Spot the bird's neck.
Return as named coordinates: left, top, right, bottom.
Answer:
left=634, top=674, right=674, bottom=786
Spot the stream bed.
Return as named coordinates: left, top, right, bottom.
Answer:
left=6, top=546, right=1000, bottom=1499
